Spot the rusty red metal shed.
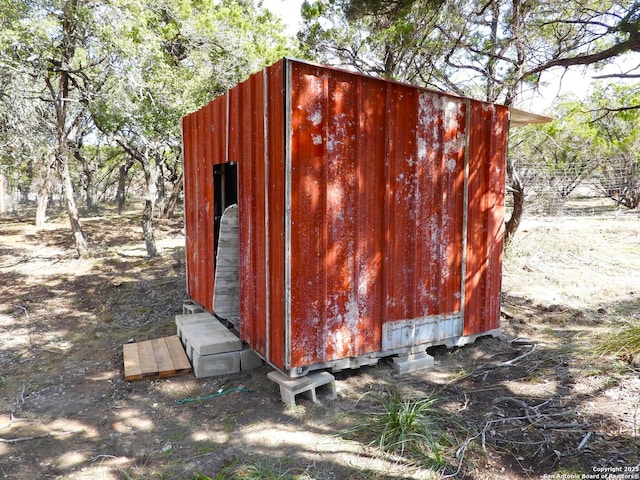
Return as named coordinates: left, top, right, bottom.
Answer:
left=182, top=58, right=513, bottom=376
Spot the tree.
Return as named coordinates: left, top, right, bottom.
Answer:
left=48, top=0, right=91, bottom=256
left=1, top=0, right=293, bottom=258
left=589, top=83, right=640, bottom=209
left=0, top=2, right=51, bottom=217
left=299, top=0, right=640, bottom=242
left=0, top=61, right=51, bottom=209
left=508, top=96, right=601, bottom=214
left=0, top=0, right=112, bottom=256
left=91, top=0, right=292, bottom=257
left=506, top=83, right=640, bottom=214
left=299, top=0, right=444, bottom=82
left=525, top=2, right=640, bottom=77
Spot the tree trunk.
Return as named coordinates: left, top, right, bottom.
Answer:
left=162, top=171, right=183, bottom=219
left=53, top=71, right=89, bottom=257
left=505, top=157, right=524, bottom=245
left=140, top=154, right=158, bottom=257
left=35, top=158, right=54, bottom=227
left=142, top=198, right=158, bottom=257
left=0, top=174, right=7, bottom=216
left=75, top=147, right=95, bottom=210
left=155, top=163, right=166, bottom=217
left=85, top=175, right=94, bottom=210
left=60, top=154, right=89, bottom=257
left=116, top=158, right=134, bottom=214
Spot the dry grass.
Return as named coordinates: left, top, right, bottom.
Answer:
left=595, top=323, right=640, bottom=357
left=1, top=200, right=639, bottom=479
left=343, top=389, right=448, bottom=463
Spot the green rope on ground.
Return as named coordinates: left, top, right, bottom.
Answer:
left=176, top=387, right=249, bottom=405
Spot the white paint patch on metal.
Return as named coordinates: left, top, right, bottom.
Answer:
left=382, top=313, right=463, bottom=351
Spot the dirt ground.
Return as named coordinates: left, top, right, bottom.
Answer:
left=1, top=200, right=639, bottom=479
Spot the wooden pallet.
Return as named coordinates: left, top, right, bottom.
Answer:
left=123, top=335, right=192, bottom=381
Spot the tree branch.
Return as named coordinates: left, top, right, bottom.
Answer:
left=525, top=33, right=640, bottom=77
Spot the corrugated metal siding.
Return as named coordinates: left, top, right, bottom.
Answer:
left=182, top=58, right=508, bottom=373
left=264, top=61, right=286, bottom=368
left=182, top=99, right=218, bottom=312
left=289, top=64, right=385, bottom=367
left=235, top=71, right=266, bottom=355
left=287, top=61, right=489, bottom=368
left=464, top=102, right=508, bottom=335
left=228, top=63, right=288, bottom=366
left=182, top=60, right=288, bottom=368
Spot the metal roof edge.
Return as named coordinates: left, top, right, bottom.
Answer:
left=183, top=57, right=555, bottom=124
left=281, top=57, right=506, bottom=108
left=508, top=106, right=554, bottom=127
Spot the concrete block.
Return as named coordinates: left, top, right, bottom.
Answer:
left=267, top=370, right=337, bottom=405
left=192, top=350, right=240, bottom=378
left=226, top=316, right=240, bottom=330
left=240, top=346, right=263, bottom=371
left=391, top=352, right=435, bottom=375
left=175, top=312, right=216, bottom=340
left=183, top=337, right=192, bottom=360
left=182, top=300, right=204, bottom=315
left=182, top=321, right=241, bottom=355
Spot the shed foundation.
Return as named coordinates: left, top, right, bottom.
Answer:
left=176, top=309, right=260, bottom=378
left=267, top=370, right=337, bottom=405
left=391, top=352, right=435, bottom=375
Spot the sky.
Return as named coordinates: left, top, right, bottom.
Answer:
left=261, top=0, right=636, bottom=113
left=263, top=0, right=304, bottom=37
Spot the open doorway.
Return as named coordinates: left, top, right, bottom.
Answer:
left=213, top=162, right=238, bottom=258
left=212, top=162, right=240, bottom=329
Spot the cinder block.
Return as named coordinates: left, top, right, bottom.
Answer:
left=182, top=321, right=241, bottom=355
left=182, top=300, right=205, bottom=315
left=267, top=370, right=337, bottom=405
left=391, top=352, right=435, bottom=374
left=175, top=312, right=216, bottom=340
left=240, top=346, right=263, bottom=371
left=192, top=350, right=240, bottom=378
left=183, top=337, right=196, bottom=360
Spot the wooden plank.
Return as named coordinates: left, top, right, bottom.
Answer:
left=213, top=205, right=240, bottom=324
left=165, top=335, right=192, bottom=374
left=123, top=343, right=143, bottom=380
left=137, top=340, right=159, bottom=378
left=123, top=336, right=192, bottom=380
left=152, top=338, right=176, bottom=378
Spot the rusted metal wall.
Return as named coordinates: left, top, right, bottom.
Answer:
left=233, top=63, right=287, bottom=366
left=182, top=62, right=288, bottom=366
left=182, top=96, right=218, bottom=313
left=464, top=102, right=508, bottom=335
left=182, top=58, right=508, bottom=374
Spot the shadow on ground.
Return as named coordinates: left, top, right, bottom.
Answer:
left=1, top=208, right=639, bottom=479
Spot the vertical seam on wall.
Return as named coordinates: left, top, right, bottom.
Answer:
left=321, top=69, right=329, bottom=364
left=263, top=67, right=271, bottom=361
left=284, top=60, right=292, bottom=370
left=382, top=82, right=392, bottom=335
left=225, top=93, right=230, bottom=164
left=460, top=98, right=471, bottom=333
left=181, top=118, right=189, bottom=297
left=499, top=109, right=510, bottom=322
left=354, top=78, right=362, bottom=355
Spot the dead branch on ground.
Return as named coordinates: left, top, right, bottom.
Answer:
left=0, top=430, right=74, bottom=444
